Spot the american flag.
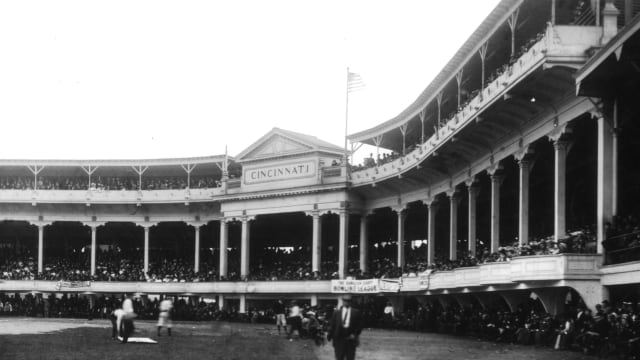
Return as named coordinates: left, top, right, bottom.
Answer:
left=347, top=71, right=365, bottom=92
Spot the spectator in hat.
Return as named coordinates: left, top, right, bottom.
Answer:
left=327, top=294, right=363, bottom=360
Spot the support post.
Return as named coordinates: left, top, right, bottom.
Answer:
left=239, top=295, right=246, bottom=314
left=359, top=214, right=368, bottom=273
left=424, top=199, right=438, bottom=266
left=448, top=190, right=460, bottom=260
left=136, top=223, right=157, bottom=274
left=487, top=163, right=504, bottom=253
left=338, top=209, right=349, bottom=279
left=311, top=211, right=322, bottom=273
left=466, top=179, right=479, bottom=257
left=517, top=158, right=532, bottom=246
left=240, top=216, right=252, bottom=279
left=194, top=225, right=201, bottom=273
left=82, top=222, right=106, bottom=276
left=395, top=207, right=406, bottom=269
left=219, top=219, right=228, bottom=279
left=30, top=221, right=51, bottom=274
left=597, top=112, right=614, bottom=254
left=554, top=140, right=569, bottom=241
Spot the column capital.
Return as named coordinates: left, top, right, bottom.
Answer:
left=553, top=139, right=572, bottom=151
left=513, top=143, right=534, bottom=162
left=547, top=123, right=572, bottom=142
left=29, top=221, right=52, bottom=228
left=305, top=210, right=321, bottom=217
left=136, top=222, right=158, bottom=229
left=490, top=173, right=505, bottom=184
left=518, top=157, right=534, bottom=170
left=82, top=221, right=106, bottom=229
left=185, top=221, right=206, bottom=228
left=420, top=196, right=438, bottom=207
left=446, top=186, right=460, bottom=199
left=464, top=175, right=477, bottom=188
left=447, top=190, right=462, bottom=206
left=486, top=161, right=503, bottom=176
left=241, top=215, right=256, bottom=222
left=391, top=204, right=407, bottom=214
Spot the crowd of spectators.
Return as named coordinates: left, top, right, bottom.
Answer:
left=602, top=213, right=640, bottom=264
left=0, top=176, right=223, bottom=191
left=0, top=249, right=219, bottom=282
left=358, top=297, right=640, bottom=358
left=1, top=225, right=599, bottom=283
left=350, top=152, right=402, bottom=172
left=383, top=226, right=597, bottom=277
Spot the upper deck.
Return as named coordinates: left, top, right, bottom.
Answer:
left=0, top=128, right=349, bottom=208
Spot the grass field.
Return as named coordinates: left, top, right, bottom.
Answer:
left=0, top=318, right=592, bottom=360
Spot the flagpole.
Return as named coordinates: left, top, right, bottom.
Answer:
left=344, top=67, right=350, bottom=166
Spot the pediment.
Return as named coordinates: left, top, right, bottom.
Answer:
left=249, top=134, right=312, bottom=158
left=237, top=131, right=313, bottom=162
left=236, top=127, right=344, bottom=163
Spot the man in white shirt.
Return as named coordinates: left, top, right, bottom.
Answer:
left=117, top=297, right=137, bottom=344
left=287, top=300, right=302, bottom=341
left=157, top=298, right=173, bottom=336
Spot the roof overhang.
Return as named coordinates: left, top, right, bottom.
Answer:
left=348, top=0, right=522, bottom=144
left=576, top=13, right=640, bottom=95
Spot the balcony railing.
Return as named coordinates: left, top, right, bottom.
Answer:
left=0, top=188, right=226, bottom=204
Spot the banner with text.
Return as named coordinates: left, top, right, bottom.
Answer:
left=55, top=281, right=91, bottom=291
left=331, top=279, right=380, bottom=293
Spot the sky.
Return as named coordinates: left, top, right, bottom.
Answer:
left=0, top=0, right=501, bottom=161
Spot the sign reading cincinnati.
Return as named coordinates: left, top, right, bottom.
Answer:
left=244, top=161, right=316, bottom=185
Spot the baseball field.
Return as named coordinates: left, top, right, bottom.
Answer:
left=0, top=318, right=592, bottom=360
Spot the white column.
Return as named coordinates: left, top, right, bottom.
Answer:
left=488, top=168, right=504, bottom=253
left=518, top=159, right=532, bottom=246
left=219, top=219, right=228, bottom=278
left=359, top=214, right=368, bottom=273
left=338, top=209, right=349, bottom=279
left=425, top=200, right=437, bottom=266
left=311, top=212, right=322, bottom=273
left=218, top=294, right=226, bottom=310
left=38, top=225, right=45, bottom=273
left=612, top=101, right=619, bottom=218
left=466, top=181, right=479, bottom=257
left=554, top=140, right=569, bottom=242
left=194, top=225, right=201, bottom=273
left=310, top=295, right=318, bottom=307
left=90, top=226, right=97, bottom=275
left=143, top=226, right=150, bottom=274
left=597, top=114, right=614, bottom=253
left=396, top=208, right=406, bottom=269
left=448, top=191, right=459, bottom=260
left=31, top=222, right=51, bottom=274
left=240, top=216, right=252, bottom=279
left=239, top=295, right=246, bottom=314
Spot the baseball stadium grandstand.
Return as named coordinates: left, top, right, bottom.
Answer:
left=2, top=0, right=640, bottom=357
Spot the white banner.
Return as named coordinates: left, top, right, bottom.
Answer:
left=378, top=278, right=401, bottom=292
left=55, top=281, right=91, bottom=291
left=331, top=279, right=379, bottom=293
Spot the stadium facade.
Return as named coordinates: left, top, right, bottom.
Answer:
left=1, top=0, right=640, bottom=315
